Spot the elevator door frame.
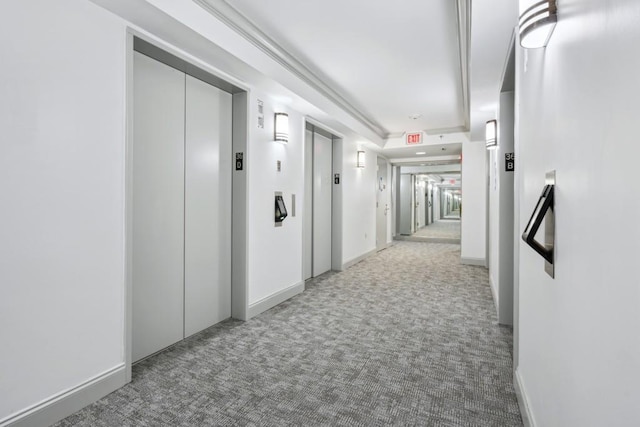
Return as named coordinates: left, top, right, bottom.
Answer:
left=125, top=33, right=249, bottom=381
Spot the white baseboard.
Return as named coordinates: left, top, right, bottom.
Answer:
left=341, top=248, right=377, bottom=270
left=1, top=364, right=126, bottom=427
left=489, top=275, right=499, bottom=317
left=460, top=257, right=486, bottom=267
left=247, top=281, right=304, bottom=319
left=514, top=368, right=536, bottom=427
left=378, top=241, right=394, bottom=251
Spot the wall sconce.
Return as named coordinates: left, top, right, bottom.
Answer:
left=274, top=112, right=289, bottom=143
left=519, top=0, right=557, bottom=49
left=356, top=150, right=365, bottom=168
left=485, top=119, right=497, bottom=149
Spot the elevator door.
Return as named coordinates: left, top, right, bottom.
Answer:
left=133, top=52, right=185, bottom=362
left=184, top=75, right=232, bottom=337
left=132, top=52, right=231, bottom=362
left=313, top=131, right=332, bottom=277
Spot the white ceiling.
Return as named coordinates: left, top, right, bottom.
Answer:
left=469, top=0, right=518, bottom=141
left=191, top=0, right=517, bottom=163
left=226, top=0, right=467, bottom=138
left=383, top=143, right=462, bottom=164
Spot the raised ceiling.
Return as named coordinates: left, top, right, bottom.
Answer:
left=216, top=0, right=468, bottom=138
left=192, top=0, right=516, bottom=163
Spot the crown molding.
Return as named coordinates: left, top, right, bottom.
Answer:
left=390, top=154, right=461, bottom=164
left=193, top=0, right=388, bottom=139
left=455, top=0, right=471, bottom=132
left=386, top=131, right=406, bottom=139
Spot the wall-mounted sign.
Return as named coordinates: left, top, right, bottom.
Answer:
left=505, top=152, right=515, bottom=172
left=257, top=99, right=264, bottom=129
left=406, top=132, right=423, bottom=145
left=235, top=152, right=244, bottom=171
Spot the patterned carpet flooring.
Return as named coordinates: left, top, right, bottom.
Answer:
left=55, top=241, right=522, bottom=427
left=414, top=220, right=461, bottom=239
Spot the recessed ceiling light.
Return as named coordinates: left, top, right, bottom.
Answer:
left=416, top=151, right=426, bottom=155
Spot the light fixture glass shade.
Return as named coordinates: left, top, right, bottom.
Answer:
left=274, top=112, right=289, bottom=143
left=356, top=150, right=365, bottom=168
left=519, top=0, right=557, bottom=49
left=486, top=120, right=497, bottom=149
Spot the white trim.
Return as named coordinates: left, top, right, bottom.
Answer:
left=514, top=368, right=536, bottom=427
left=390, top=154, right=461, bottom=165
left=124, top=29, right=135, bottom=384
left=393, top=235, right=461, bottom=244
left=247, top=281, right=305, bottom=319
left=376, top=241, right=394, bottom=252
left=192, top=0, right=387, bottom=139
left=0, top=364, right=126, bottom=427
left=305, top=116, right=346, bottom=140
left=455, top=0, right=471, bottom=131
left=125, top=28, right=251, bottom=96
left=341, top=248, right=377, bottom=271
left=460, top=257, right=487, bottom=267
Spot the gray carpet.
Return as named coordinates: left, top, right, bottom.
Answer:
left=396, top=220, right=461, bottom=244
left=414, top=220, right=460, bottom=239
left=55, top=241, right=522, bottom=426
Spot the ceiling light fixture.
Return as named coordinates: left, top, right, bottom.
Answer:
left=519, top=0, right=557, bottom=49
left=416, top=152, right=426, bottom=155
left=486, top=119, right=497, bottom=150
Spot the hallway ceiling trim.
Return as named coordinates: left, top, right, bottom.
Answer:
left=455, top=0, right=471, bottom=132
left=195, top=0, right=472, bottom=142
left=194, top=0, right=388, bottom=138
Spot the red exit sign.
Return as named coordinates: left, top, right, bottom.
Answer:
left=406, top=132, right=423, bottom=145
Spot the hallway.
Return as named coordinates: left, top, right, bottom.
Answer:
left=396, top=220, right=461, bottom=244
left=56, top=242, right=521, bottom=426
left=414, top=220, right=461, bottom=240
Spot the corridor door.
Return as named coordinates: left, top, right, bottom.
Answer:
left=376, top=157, right=388, bottom=250
left=132, top=51, right=232, bottom=362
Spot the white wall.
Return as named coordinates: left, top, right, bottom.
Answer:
left=399, top=174, right=413, bottom=235
left=392, top=166, right=399, bottom=236
left=433, top=186, right=441, bottom=221
left=246, top=94, right=304, bottom=305
left=341, top=141, right=377, bottom=264
left=488, top=91, right=515, bottom=325
left=0, top=0, right=126, bottom=422
left=460, top=141, right=487, bottom=264
left=516, top=1, right=640, bottom=425
left=385, top=161, right=393, bottom=243
left=0, top=0, right=392, bottom=423
left=489, top=145, right=500, bottom=298
left=416, top=180, right=426, bottom=229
